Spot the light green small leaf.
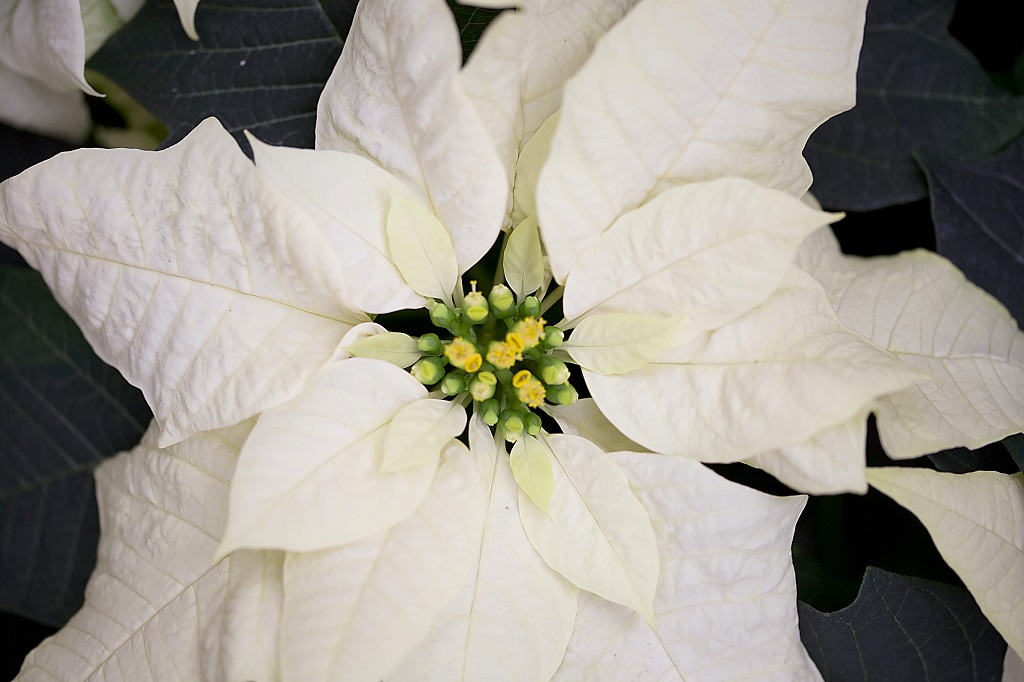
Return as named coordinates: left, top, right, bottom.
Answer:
left=503, top=216, right=545, bottom=304
left=562, top=313, right=678, bottom=374
left=386, top=191, right=460, bottom=305
left=868, top=467, right=1024, bottom=656
left=381, top=398, right=468, bottom=472
left=509, top=434, right=555, bottom=513
left=346, top=331, right=423, bottom=368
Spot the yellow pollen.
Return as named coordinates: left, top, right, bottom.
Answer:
left=505, top=332, right=524, bottom=353
left=486, top=341, right=518, bottom=370
left=444, top=337, right=476, bottom=369
left=512, top=370, right=533, bottom=388
left=513, top=317, right=546, bottom=349
left=465, top=353, right=483, bottom=373
left=517, top=379, right=547, bottom=408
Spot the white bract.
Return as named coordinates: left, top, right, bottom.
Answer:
left=0, top=0, right=199, bottom=141
left=3, top=0, right=1024, bottom=679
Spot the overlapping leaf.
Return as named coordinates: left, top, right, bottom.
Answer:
left=805, top=0, right=1024, bottom=210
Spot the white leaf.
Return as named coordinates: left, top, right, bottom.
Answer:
left=0, top=61, right=89, bottom=141
left=543, top=398, right=644, bottom=453
left=561, top=178, right=839, bottom=327
left=520, top=434, right=659, bottom=624
left=462, top=0, right=641, bottom=213
left=172, top=0, right=202, bottom=40
left=503, top=216, right=544, bottom=303
left=510, top=109, right=558, bottom=226
left=0, top=0, right=97, bottom=95
left=746, top=411, right=871, bottom=495
left=15, top=421, right=288, bottom=682
left=586, top=270, right=927, bottom=461
left=0, top=118, right=364, bottom=447
left=868, top=468, right=1024, bottom=656
left=279, top=439, right=491, bottom=682
left=824, top=250, right=1024, bottom=458
left=217, top=358, right=438, bottom=555
left=316, top=0, right=505, bottom=272
left=562, top=313, right=679, bottom=374
left=346, top=331, right=423, bottom=368
left=552, top=452, right=820, bottom=682
left=538, top=0, right=867, bottom=282
left=509, top=433, right=555, bottom=513
left=389, top=417, right=579, bottom=682
left=386, top=190, right=460, bottom=304
left=381, top=398, right=467, bottom=472
left=81, top=0, right=144, bottom=58
left=249, top=137, right=425, bottom=313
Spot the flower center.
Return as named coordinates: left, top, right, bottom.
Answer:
left=409, top=281, right=577, bottom=442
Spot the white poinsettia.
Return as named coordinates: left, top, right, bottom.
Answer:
left=4, top=0, right=1023, bottom=680
left=0, top=0, right=203, bottom=141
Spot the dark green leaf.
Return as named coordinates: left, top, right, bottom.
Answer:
left=799, top=567, right=1006, bottom=681
left=805, top=0, right=1024, bottom=210
left=1005, top=433, right=1024, bottom=473
left=446, top=1, right=503, bottom=62
left=0, top=267, right=151, bottom=625
left=928, top=441, right=1020, bottom=475
left=89, top=0, right=358, bottom=152
left=919, top=137, right=1024, bottom=323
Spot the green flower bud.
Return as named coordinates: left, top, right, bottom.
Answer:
left=463, top=290, right=489, bottom=324
left=411, top=357, right=445, bottom=385
left=468, top=371, right=497, bottom=401
left=546, top=382, right=578, bottom=406
left=430, top=303, right=457, bottom=328
left=441, top=372, right=465, bottom=396
left=541, top=326, right=564, bottom=348
left=489, top=284, right=516, bottom=319
left=524, top=411, right=542, bottom=436
left=538, top=357, right=570, bottom=386
left=480, top=399, right=501, bottom=426
left=417, top=332, right=444, bottom=355
left=519, top=295, right=540, bottom=318
left=499, top=409, right=525, bottom=442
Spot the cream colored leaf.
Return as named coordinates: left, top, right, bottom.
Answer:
left=389, top=421, right=579, bottom=682
left=462, top=0, right=640, bottom=213
left=0, top=0, right=97, bottom=95
left=543, top=398, right=644, bottom=453
left=0, top=61, right=89, bottom=141
left=0, top=118, right=364, bottom=447
left=868, top=468, right=1024, bottom=655
left=172, top=0, right=202, bottom=40
left=15, top=421, right=288, bottom=682
left=520, top=434, right=659, bottom=624
left=746, top=411, right=871, bottom=495
left=509, top=433, right=555, bottom=513
left=552, top=452, right=819, bottom=681
left=824, top=250, right=1024, bottom=458
left=249, top=137, right=425, bottom=313
left=562, top=313, right=679, bottom=374
left=217, top=358, right=437, bottom=555
left=561, top=178, right=840, bottom=326
left=381, top=398, right=467, bottom=472
left=503, top=215, right=544, bottom=303
left=586, top=270, right=927, bottom=461
left=510, top=109, right=558, bottom=226
left=279, top=439, right=491, bottom=682
left=538, top=0, right=867, bottom=282
left=386, top=190, right=460, bottom=304
left=346, top=331, right=423, bottom=368
left=317, top=0, right=505, bottom=272
left=81, top=0, right=144, bottom=59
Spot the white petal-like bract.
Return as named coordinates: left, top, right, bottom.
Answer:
left=868, top=468, right=1024, bottom=656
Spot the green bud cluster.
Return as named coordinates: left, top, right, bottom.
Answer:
left=412, top=281, right=577, bottom=442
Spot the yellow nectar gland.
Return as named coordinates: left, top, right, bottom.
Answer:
left=486, top=341, right=519, bottom=370
left=512, top=317, right=546, bottom=350
left=464, top=353, right=483, bottom=373
left=445, top=337, right=477, bottom=370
